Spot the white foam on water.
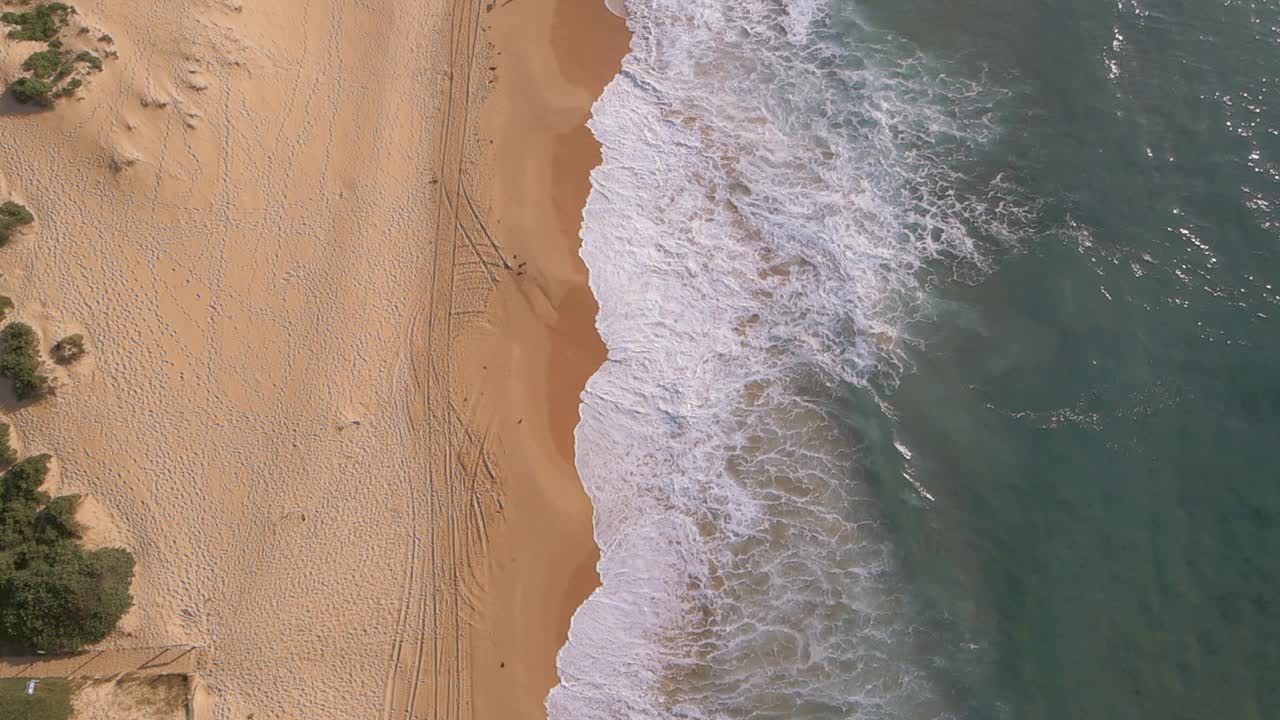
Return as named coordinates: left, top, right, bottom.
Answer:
left=550, top=1, right=1027, bottom=718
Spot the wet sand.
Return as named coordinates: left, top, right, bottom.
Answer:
left=465, top=0, right=629, bottom=718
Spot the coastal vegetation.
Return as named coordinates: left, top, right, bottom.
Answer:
left=0, top=423, right=15, bottom=467
left=0, top=276, right=128, bottom=665
left=0, top=3, right=72, bottom=42
left=0, top=322, right=49, bottom=400
left=0, top=202, right=34, bottom=245
left=0, top=454, right=134, bottom=653
left=0, top=2, right=135, bottom=673
left=73, top=49, right=101, bottom=70
left=10, top=48, right=100, bottom=104
left=10, top=76, right=53, bottom=104
left=3, top=5, right=106, bottom=105
left=50, top=334, right=84, bottom=364
left=21, top=48, right=64, bottom=78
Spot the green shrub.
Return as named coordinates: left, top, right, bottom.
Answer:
left=0, top=298, right=13, bottom=321
left=0, top=456, right=48, bottom=554
left=97, top=32, right=111, bottom=43
left=22, top=49, right=64, bottom=79
left=0, top=543, right=134, bottom=652
left=72, top=50, right=101, bottom=71
left=0, top=424, right=14, bottom=468
left=36, top=494, right=82, bottom=540
left=2, top=454, right=50, bottom=505
left=0, top=452, right=134, bottom=653
left=50, top=334, right=84, bottom=364
left=10, top=76, right=53, bottom=104
left=0, top=3, right=73, bottom=42
left=51, top=78, right=79, bottom=99
left=0, top=203, right=34, bottom=245
left=0, top=323, right=48, bottom=401
left=12, top=48, right=100, bottom=105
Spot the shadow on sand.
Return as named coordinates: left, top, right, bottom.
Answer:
left=0, top=87, right=55, bottom=117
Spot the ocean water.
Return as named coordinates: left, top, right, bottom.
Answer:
left=553, top=1, right=1280, bottom=719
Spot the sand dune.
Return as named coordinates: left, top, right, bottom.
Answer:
left=0, top=0, right=624, bottom=717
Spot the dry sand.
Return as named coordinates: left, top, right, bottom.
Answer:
left=0, top=646, right=202, bottom=679
left=0, top=0, right=625, bottom=718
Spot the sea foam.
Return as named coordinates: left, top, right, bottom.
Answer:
left=550, top=1, right=1025, bottom=717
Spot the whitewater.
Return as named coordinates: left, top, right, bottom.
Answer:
left=550, top=1, right=1030, bottom=717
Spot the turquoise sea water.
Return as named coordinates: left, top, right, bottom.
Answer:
left=860, top=1, right=1280, bottom=717
left=554, top=1, right=1280, bottom=718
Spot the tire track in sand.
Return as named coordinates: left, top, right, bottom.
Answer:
left=381, top=0, right=505, bottom=717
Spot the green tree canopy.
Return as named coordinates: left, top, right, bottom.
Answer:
left=0, top=322, right=49, bottom=401
left=0, top=454, right=134, bottom=653
left=0, top=202, right=34, bottom=244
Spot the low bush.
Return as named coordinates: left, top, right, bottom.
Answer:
left=51, top=77, right=80, bottom=98
left=0, top=203, right=35, bottom=245
left=0, top=297, right=11, bottom=321
left=0, top=3, right=73, bottom=42
left=7, top=15, right=105, bottom=105
left=12, top=47, right=102, bottom=104
left=0, top=323, right=48, bottom=401
left=73, top=50, right=101, bottom=71
left=10, top=76, right=53, bottom=104
left=50, top=334, right=84, bottom=364
left=22, top=48, right=64, bottom=79
left=0, top=424, right=14, bottom=468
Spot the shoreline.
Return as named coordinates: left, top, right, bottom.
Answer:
left=464, top=0, right=628, bottom=717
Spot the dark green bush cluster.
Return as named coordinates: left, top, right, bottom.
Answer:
left=3, top=5, right=104, bottom=105
left=0, top=424, right=14, bottom=468
left=0, top=202, right=34, bottom=245
left=0, top=3, right=73, bottom=42
left=73, top=49, right=101, bottom=71
left=0, top=322, right=48, bottom=401
left=10, top=47, right=101, bottom=104
left=10, top=76, right=53, bottom=104
left=22, top=48, right=64, bottom=78
left=0, top=454, right=134, bottom=652
left=0, top=422, right=13, bottom=468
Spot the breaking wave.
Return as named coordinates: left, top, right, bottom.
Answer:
left=551, top=1, right=1029, bottom=718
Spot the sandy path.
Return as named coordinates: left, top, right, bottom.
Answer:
left=0, top=647, right=202, bottom=679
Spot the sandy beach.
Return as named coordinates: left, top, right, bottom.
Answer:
left=0, top=0, right=625, bottom=717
